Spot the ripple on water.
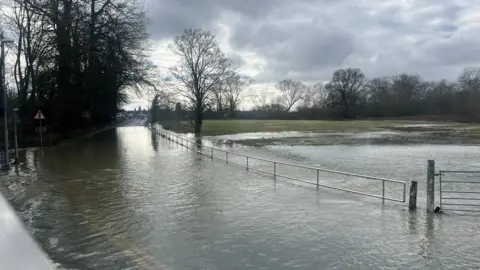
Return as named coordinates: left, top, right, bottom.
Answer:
left=6, top=127, right=480, bottom=270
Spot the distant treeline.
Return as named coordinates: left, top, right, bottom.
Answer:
left=152, top=67, right=480, bottom=123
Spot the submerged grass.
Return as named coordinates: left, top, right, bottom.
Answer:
left=159, top=119, right=480, bottom=146
left=160, top=119, right=439, bottom=135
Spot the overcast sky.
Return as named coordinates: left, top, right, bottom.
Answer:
left=126, top=0, right=480, bottom=110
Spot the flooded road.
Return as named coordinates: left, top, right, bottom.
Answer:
left=2, top=127, right=480, bottom=269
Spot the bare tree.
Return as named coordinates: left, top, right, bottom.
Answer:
left=224, top=71, right=251, bottom=117
left=276, top=79, right=306, bottom=112
left=303, top=82, right=328, bottom=109
left=250, top=88, right=270, bottom=111
left=325, top=68, right=365, bottom=118
left=211, top=81, right=226, bottom=117
left=391, top=74, right=425, bottom=101
left=458, top=67, right=480, bottom=92
left=169, top=28, right=232, bottom=133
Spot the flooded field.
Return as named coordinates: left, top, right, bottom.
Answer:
left=208, top=124, right=480, bottom=147
left=203, top=123, right=480, bottom=208
left=2, top=126, right=480, bottom=269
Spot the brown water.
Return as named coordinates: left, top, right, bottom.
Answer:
left=2, top=126, right=480, bottom=269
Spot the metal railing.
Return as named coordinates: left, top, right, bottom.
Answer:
left=155, top=127, right=406, bottom=203
left=439, top=170, right=480, bottom=212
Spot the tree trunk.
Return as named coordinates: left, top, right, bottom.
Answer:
left=229, top=100, right=235, bottom=117
left=340, top=91, right=350, bottom=118
left=194, top=104, right=203, bottom=134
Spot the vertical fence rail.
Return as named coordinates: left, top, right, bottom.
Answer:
left=439, top=172, right=443, bottom=210
left=155, top=126, right=407, bottom=204
left=427, top=160, right=435, bottom=213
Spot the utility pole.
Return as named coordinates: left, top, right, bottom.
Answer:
left=1, top=39, right=14, bottom=169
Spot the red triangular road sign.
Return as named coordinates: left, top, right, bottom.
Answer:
left=34, top=110, right=45, bottom=120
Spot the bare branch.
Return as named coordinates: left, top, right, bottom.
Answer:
left=276, top=79, right=306, bottom=112
left=169, top=28, right=232, bottom=132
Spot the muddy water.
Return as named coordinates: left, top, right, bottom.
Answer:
left=2, top=127, right=480, bottom=269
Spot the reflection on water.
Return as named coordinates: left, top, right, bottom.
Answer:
left=2, top=127, right=480, bottom=269
left=151, top=131, right=159, bottom=152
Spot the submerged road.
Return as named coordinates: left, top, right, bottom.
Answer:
left=2, top=126, right=480, bottom=269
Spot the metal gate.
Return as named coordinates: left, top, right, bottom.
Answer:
left=439, top=170, right=480, bottom=213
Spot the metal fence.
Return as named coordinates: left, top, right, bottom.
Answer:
left=439, top=170, right=480, bottom=212
left=155, top=127, right=407, bottom=203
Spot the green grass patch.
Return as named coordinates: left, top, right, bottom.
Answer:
left=159, top=119, right=442, bottom=135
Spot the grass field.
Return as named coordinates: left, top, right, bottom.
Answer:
left=159, top=119, right=460, bottom=135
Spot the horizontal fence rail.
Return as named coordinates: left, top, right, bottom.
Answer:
left=154, top=126, right=406, bottom=203
left=439, top=170, right=480, bottom=212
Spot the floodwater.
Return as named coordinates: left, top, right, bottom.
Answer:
left=2, top=126, right=480, bottom=269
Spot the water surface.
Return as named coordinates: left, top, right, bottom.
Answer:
left=2, top=127, right=480, bottom=269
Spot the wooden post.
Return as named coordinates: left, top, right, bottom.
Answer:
left=409, top=181, right=418, bottom=210
left=274, top=162, right=276, bottom=180
left=382, top=180, right=385, bottom=203
left=427, top=160, right=435, bottom=213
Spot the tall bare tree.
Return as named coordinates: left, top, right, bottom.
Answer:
left=325, top=68, right=365, bottom=118
left=224, top=71, right=251, bottom=117
left=276, top=79, right=306, bottom=112
left=211, top=81, right=226, bottom=117
left=250, top=88, right=270, bottom=111
left=169, top=28, right=232, bottom=133
left=364, top=77, right=393, bottom=116
left=458, top=67, right=480, bottom=92
left=303, top=82, right=328, bottom=109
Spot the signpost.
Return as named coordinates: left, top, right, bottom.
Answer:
left=34, top=110, right=45, bottom=147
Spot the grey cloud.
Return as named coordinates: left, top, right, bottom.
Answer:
left=227, top=52, right=246, bottom=69
left=145, top=0, right=480, bottom=83
left=145, top=0, right=316, bottom=40
left=251, top=25, right=356, bottom=82
left=416, top=29, right=480, bottom=67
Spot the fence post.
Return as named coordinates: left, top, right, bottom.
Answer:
left=211, top=148, right=213, bottom=159
left=226, top=152, right=228, bottom=164
left=274, top=162, right=276, bottom=180
left=439, top=172, right=442, bottom=210
left=382, top=180, right=385, bottom=203
left=246, top=157, right=249, bottom=170
left=409, top=181, right=418, bottom=210
left=316, top=169, right=319, bottom=188
left=427, top=160, right=435, bottom=213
